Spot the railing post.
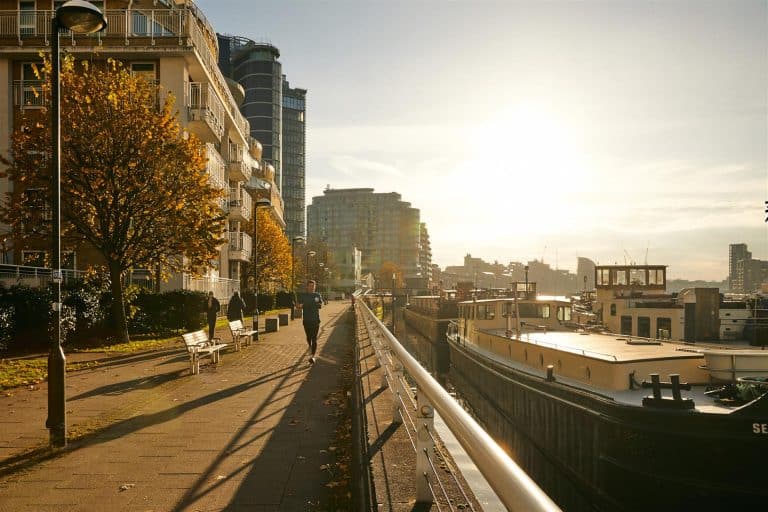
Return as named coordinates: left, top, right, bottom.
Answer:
left=389, top=357, right=403, bottom=425
left=416, top=391, right=435, bottom=503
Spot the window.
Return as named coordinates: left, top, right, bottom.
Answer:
left=21, top=250, right=46, bottom=267
left=610, top=304, right=617, bottom=316
left=477, top=304, right=495, bottom=320
left=657, top=317, right=672, bottom=339
left=20, top=1, right=35, bottom=36
left=648, top=269, right=665, bottom=286
left=613, top=269, right=628, bottom=286
left=629, top=268, right=647, bottom=286
left=620, top=316, right=632, bottom=335
left=130, top=62, right=156, bottom=83
left=597, top=268, right=610, bottom=286
left=638, top=317, right=650, bottom=338
left=557, top=306, right=571, bottom=321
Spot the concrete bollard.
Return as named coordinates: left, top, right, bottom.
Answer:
left=265, top=317, right=279, bottom=332
left=278, top=313, right=289, bottom=326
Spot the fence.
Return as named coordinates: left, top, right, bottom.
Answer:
left=356, top=300, right=560, bottom=511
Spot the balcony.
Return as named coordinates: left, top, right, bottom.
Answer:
left=188, top=82, right=225, bottom=142
left=228, top=187, right=252, bottom=222
left=12, top=80, right=44, bottom=110
left=0, top=9, right=249, bottom=141
left=227, top=143, right=252, bottom=183
left=205, top=143, right=226, bottom=190
left=228, top=232, right=252, bottom=262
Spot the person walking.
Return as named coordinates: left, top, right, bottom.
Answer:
left=298, top=280, right=323, bottom=364
left=227, top=290, right=246, bottom=322
left=206, top=291, right=220, bottom=341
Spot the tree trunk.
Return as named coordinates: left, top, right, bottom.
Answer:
left=108, top=261, right=130, bottom=343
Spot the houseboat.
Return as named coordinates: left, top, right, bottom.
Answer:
left=447, top=293, right=768, bottom=510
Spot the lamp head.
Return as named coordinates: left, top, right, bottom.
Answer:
left=56, top=0, right=107, bottom=33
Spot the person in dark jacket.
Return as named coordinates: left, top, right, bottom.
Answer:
left=206, top=291, right=220, bottom=341
left=298, top=280, right=323, bottom=364
left=227, top=291, right=246, bottom=322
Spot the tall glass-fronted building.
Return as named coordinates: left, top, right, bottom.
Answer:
left=218, top=36, right=283, bottom=191
left=282, top=79, right=307, bottom=239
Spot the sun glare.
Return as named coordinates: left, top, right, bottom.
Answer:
left=464, top=103, right=591, bottom=235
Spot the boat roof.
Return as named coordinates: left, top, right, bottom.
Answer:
left=489, top=329, right=701, bottom=363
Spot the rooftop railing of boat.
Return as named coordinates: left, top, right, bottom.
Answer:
left=358, top=301, right=561, bottom=511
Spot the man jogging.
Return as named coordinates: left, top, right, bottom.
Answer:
left=298, top=280, right=323, bottom=364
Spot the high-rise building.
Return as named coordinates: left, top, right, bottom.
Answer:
left=282, top=79, right=307, bottom=240
left=418, top=223, right=433, bottom=288
left=307, top=188, right=421, bottom=287
left=0, top=1, right=273, bottom=299
left=217, top=36, right=283, bottom=191
left=729, top=243, right=768, bottom=293
left=729, top=243, right=750, bottom=292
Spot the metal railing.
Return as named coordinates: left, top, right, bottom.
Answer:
left=187, top=81, right=225, bottom=140
left=0, top=8, right=249, bottom=143
left=357, top=301, right=561, bottom=511
left=228, top=232, right=252, bottom=258
left=229, top=187, right=252, bottom=220
left=0, top=264, right=85, bottom=287
left=205, top=143, right=227, bottom=190
left=183, top=274, right=239, bottom=302
left=12, top=80, right=44, bottom=109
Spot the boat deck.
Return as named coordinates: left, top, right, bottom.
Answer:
left=485, top=328, right=703, bottom=363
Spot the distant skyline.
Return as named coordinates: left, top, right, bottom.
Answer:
left=198, top=0, right=767, bottom=281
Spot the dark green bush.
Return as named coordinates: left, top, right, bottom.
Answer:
left=129, top=290, right=206, bottom=336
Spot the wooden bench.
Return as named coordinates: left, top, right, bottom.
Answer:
left=228, top=319, right=258, bottom=351
left=181, top=330, right=228, bottom=375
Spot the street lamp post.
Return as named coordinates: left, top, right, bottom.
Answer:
left=290, top=236, right=305, bottom=319
left=47, top=0, right=107, bottom=448
left=524, top=265, right=530, bottom=299
left=251, top=197, right=271, bottom=341
left=305, top=250, right=316, bottom=282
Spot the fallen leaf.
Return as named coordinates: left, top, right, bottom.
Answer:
left=215, top=475, right=226, bottom=480
left=119, top=483, right=135, bottom=491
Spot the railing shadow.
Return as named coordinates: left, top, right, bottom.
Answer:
left=173, top=308, right=354, bottom=511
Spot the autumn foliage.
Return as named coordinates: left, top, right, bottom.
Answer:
left=251, top=208, right=292, bottom=291
left=0, top=57, right=226, bottom=341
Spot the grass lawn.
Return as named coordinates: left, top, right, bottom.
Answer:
left=0, top=309, right=290, bottom=392
left=0, top=359, right=100, bottom=391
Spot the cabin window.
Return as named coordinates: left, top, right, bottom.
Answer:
left=477, top=304, right=495, bottom=320
left=637, top=317, right=650, bottom=338
left=597, top=268, right=610, bottom=286
left=610, top=304, right=617, bottom=316
left=557, top=306, right=571, bottom=321
left=629, top=268, right=647, bottom=286
left=540, top=304, right=550, bottom=318
left=656, top=317, right=671, bottom=339
left=620, top=316, right=632, bottom=335
left=648, top=269, right=665, bottom=286
left=502, top=302, right=516, bottom=317
left=612, top=269, right=628, bottom=286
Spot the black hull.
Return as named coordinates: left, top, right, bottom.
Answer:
left=448, top=340, right=768, bottom=512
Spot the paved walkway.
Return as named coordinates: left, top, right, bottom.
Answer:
left=0, top=302, right=353, bottom=511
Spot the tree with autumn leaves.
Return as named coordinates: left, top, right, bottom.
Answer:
left=247, top=208, right=292, bottom=292
left=0, top=57, right=225, bottom=342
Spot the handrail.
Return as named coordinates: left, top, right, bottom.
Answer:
left=358, top=301, right=561, bottom=511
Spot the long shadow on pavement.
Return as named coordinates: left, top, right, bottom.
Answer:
left=172, top=307, right=354, bottom=511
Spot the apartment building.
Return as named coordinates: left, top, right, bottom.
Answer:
left=307, top=188, right=421, bottom=289
left=0, top=0, right=279, bottom=299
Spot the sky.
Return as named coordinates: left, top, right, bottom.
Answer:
left=197, top=0, right=767, bottom=281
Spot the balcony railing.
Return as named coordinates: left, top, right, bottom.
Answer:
left=183, top=274, right=239, bottom=302
left=0, top=8, right=249, bottom=141
left=228, top=187, right=252, bottom=221
left=228, top=232, right=252, bottom=261
left=12, top=80, right=44, bottom=109
left=227, top=143, right=252, bottom=183
left=205, top=143, right=226, bottom=190
left=188, top=82, right=225, bottom=141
